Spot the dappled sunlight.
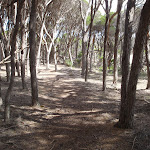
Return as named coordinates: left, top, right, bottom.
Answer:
left=0, top=64, right=149, bottom=150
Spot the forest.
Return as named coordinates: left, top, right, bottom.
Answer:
left=0, top=0, right=150, bottom=149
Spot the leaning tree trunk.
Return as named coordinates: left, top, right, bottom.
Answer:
left=4, top=0, right=24, bottom=122
left=29, top=0, right=39, bottom=106
left=114, top=0, right=135, bottom=128
left=145, top=33, right=150, bottom=89
left=116, top=0, right=150, bottom=128
left=113, top=0, right=123, bottom=85
left=85, top=0, right=94, bottom=81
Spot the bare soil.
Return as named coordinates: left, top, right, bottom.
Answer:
left=0, top=64, right=150, bottom=150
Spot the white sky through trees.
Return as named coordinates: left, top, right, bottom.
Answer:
left=86, top=0, right=128, bottom=15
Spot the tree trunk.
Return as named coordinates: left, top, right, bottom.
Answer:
left=80, top=0, right=91, bottom=76
left=5, top=49, right=11, bottom=82
left=15, top=53, right=20, bottom=77
left=0, top=44, right=2, bottom=98
left=113, top=0, right=123, bottom=85
left=90, top=35, right=95, bottom=72
left=27, top=49, right=30, bottom=76
left=54, top=45, right=57, bottom=72
left=36, top=20, right=45, bottom=70
left=29, top=0, right=39, bottom=106
left=45, top=24, right=57, bottom=69
left=145, top=34, right=150, bottom=89
left=75, top=39, right=79, bottom=59
left=81, top=30, right=87, bottom=76
left=20, top=8, right=27, bottom=89
left=116, top=0, right=150, bottom=128
left=102, top=0, right=109, bottom=91
left=4, top=0, right=24, bottom=122
left=114, top=0, right=135, bottom=127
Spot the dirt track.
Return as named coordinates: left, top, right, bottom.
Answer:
left=0, top=64, right=150, bottom=150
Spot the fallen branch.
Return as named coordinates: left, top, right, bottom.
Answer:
left=0, top=46, right=29, bottom=65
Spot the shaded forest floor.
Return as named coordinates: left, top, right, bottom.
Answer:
left=0, top=64, right=150, bottom=150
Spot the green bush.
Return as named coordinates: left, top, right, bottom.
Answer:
left=65, top=59, right=73, bottom=67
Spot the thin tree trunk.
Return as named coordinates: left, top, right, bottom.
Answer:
left=5, top=50, right=11, bottom=82
left=54, top=45, right=57, bottom=72
left=4, top=0, right=24, bottom=122
left=102, top=0, right=109, bottom=91
left=36, top=20, right=45, bottom=70
left=116, top=0, right=150, bottom=128
left=45, top=24, right=57, bottom=69
left=27, top=49, right=30, bottom=76
left=145, top=34, right=150, bottom=89
left=15, top=53, right=20, bottom=77
left=0, top=44, right=2, bottom=99
left=80, top=0, right=91, bottom=76
left=90, top=35, right=95, bottom=72
left=0, top=10, right=11, bottom=82
left=75, top=39, right=79, bottom=59
left=69, top=46, right=73, bottom=66
left=29, top=0, right=39, bottom=106
left=20, top=10, right=27, bottom=89
left=81, top=30, right=87, bottom=76
left=113, top=0, right=123, bottom=85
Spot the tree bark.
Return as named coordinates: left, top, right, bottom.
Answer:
left=4, top=0, right=24, bottom=122
left=90, top=35, right=95, bottom=72
left=0, top=44, right=2, bottom=98
left=113, top=0, right=123, bottom=85
left=102, top=0, right=109, bottom=91
left=29, top=0, right=39, bottom=106
left=15, top=53, right=20, bottom=77
left=114, top=0, right=135, bottom=127
left=54, top=44, right=57, bottom=72
left=145, top=34, right=150, bottom=89
left=20, top=5, right=27, bottom=89
left=116, top=0, right=150, bottom=128
left=80, top=0, right=91, bottom=76
left=85, top=0, right=94, bottom=81
left=0, top=13, right=11, bottom=82
left=75, top=39, right=79, bottom=59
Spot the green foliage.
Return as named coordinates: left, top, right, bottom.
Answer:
left=65, top=59, right=73, bottom=67
left=86, top=11, right=102, bottom=26
left=86, top=15, right=91, bottom=25
left=100, top=15, right=106, bottom=26
left=78, top=51, right=82, bottom=58
left=82, top=0, right=88, bottom=4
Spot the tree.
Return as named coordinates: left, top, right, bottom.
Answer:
left=145, top=33, right=150, bottom=89
left=113, top=0, right=123, bottom=85
left=116, top=0, right=150, bottom=128
left=29, top=0, right=39, bottom=106
left=102, top=0, right=110, bottom=91
left=80, top=0, right=92, bottom=76
left=85, top=0, right=101, bottom=81
left=4, top=0, right=24, bottom=122
left=114, top=0, right=136, bottom=127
